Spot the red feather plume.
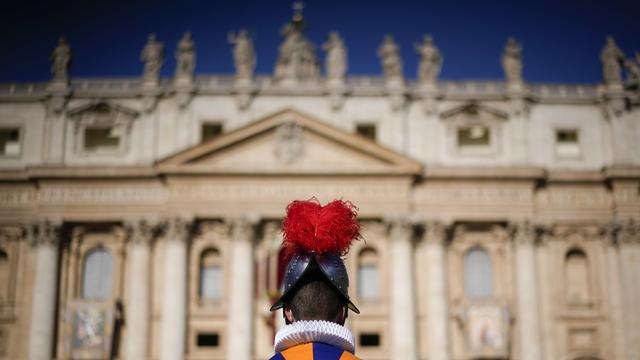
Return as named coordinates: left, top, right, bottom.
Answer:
left=282, top=198, right=361, bottom=257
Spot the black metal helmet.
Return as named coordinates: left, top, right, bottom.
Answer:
left=270, top=198, right=361, bottom=314
left=269, top=251, right=359, bottom=313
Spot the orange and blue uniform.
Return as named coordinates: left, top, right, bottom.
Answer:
left=270, top=342, right=360, bottom=360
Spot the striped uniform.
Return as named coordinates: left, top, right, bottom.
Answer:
left=270, top=342, right=360, bottom=360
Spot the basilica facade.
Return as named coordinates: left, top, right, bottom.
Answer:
left=0, top=10, right=639, bottom=360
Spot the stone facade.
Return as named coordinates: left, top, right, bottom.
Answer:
left=0, top=11, right=639, bottom=360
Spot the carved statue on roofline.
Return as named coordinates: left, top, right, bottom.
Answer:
left=229, top=29, right=256, bottom=81
left=323, top=31, right=347, bottom=83
left=175, top=32, right=195, bottom=81
left=502, top=37, right=523, bottom=86
left=140, top=33, right=164, bottom=84
left=415, top=34, right=442, bottom=85
left=51, top=37, right=71, bottom=83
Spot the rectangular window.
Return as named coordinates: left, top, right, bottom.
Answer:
left=355, top=123, right=376, bottom=141
left=358, top=265, right=379, bottom=301
left=555, top=129, right=580, bottom=158
left=359, top=333, right=380, bottom=347
left=84, top=127, right=121, bottom=152
left=200, top=266, right=223, bottom=301
left=457, top=125, right=490, bottom=147
left=197, top=333, right=219, bottom=347
left=0, top=128, right=21, bottom=156
left=201, top=122, right=223, bottom=143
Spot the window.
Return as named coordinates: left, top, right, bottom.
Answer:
left=355, top=123, right=376, bottom=141
left=555, top=129, right=580, bottom=158
left=84, top=127, right=121, bottom=151
left=82, top=248, right=113, bottom=300
left=71, top=102, right=137, bottom=156
left=359, top=333, right=380, bottom=347
left=201, top=122, right=223, bottom=143
left=357, top=248, right=379, bottom=301
left=457, top=125, right=490, bottom=147
left=0, top=128, right=21, bottom=156
left=200, top=248, right=223, bottom=301
left=197, top=333, right=219, bottom=348
left=464, top=247, right=493, bottom=298
left=565, top=249, right=590, bottom=305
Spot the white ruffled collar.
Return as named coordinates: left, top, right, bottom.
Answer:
left=274, top=320, right=356, bottom=354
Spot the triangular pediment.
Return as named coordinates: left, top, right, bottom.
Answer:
left=157, top=108, right=422, bottom=175
left=440, top=102, right=509, bottom=121
left=68, top=101, right=139, bottom=118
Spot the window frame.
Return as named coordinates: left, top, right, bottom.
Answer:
left=0, top=126, right=23, bottom=158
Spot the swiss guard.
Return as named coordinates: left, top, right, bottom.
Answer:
left=270, top=198, right=362, bottom=360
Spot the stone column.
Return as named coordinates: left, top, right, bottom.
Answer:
left=28, top=220, right=61, bottom=360
left=423, top=221, right=450, bottom=360
left=618, top=219, right=640, bottom=359
left=160, top=217, right=191, bottom=360
left=389, top=217, right=417, bottom=360
left=124, top=219, right=156, bottom=360
left=604, top=224, right=628, bottom=360
left=513, top=222, right=542, bottom=360
left=226, top=217, right=257, bottom=360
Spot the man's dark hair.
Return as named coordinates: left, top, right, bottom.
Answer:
left=287, top=275, right=344, bottom=322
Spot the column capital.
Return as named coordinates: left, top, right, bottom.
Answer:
left=385, top=215, right=413, bottom=241
left=616, top=218, right=640, bottom=245
left=510, top=220, right=536, bottom=246
left=162, top=216, right=193, bottom=243
left=124, top=218, right=161, bottom=246
left=0, top=225, right=24, bottom=242
left=228, top=215, right=259, bottom=243
left=27, top=219, right=62, bottom=247
left=422, top=220, right=448, bottom=245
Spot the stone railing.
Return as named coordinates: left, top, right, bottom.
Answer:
left=0, top=75, right=602, bottom=101
left=0, top=82, right=48, bottom=96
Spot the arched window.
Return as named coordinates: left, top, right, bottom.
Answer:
left=464, top=247, right=493, bottom=298
left=82, top=247, right=113, bottom=300
left=357, top=248, right=379, bottom=301
left=200, top=248, right=223, bottom=301
left=565, top=249, right=590, bottom=304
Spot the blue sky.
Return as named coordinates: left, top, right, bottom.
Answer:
left=0, top=0, right=639, bottom=83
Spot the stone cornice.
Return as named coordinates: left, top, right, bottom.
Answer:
left=0, top=77, right=605, bottom=104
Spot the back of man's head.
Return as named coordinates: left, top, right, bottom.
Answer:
left=287, top=277, right=345, bottom=323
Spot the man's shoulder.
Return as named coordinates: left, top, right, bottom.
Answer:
left=270, top=342, right=361, bottom=360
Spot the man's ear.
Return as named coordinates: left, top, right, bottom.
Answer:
left=283, top=304, right=295, bottom=324
left=337, top=305, right=348, bottom=325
